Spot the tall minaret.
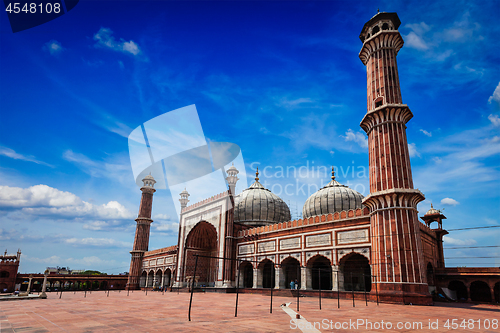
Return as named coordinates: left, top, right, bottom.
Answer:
left=225, top=163, right=239, bottom=195
left=223, top=163, right=239, bottom=286
left=126, top=174, right=156, bottom=290
left=358, top=12, right=429, bottom=302
left=179, top=188, right=190, bottom=211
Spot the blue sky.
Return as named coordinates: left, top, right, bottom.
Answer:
left=1, top=0, right=499, bottom=274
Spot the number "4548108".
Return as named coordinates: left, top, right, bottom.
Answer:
left=5, top=2, right=61, bottom=14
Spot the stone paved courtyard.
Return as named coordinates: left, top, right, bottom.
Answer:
left=1, top=291, right=498, bottom=332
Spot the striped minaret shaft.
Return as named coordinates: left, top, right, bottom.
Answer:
left=359, top=12, right=428, bottom=295
left=126, top=175, right=156, bottom=290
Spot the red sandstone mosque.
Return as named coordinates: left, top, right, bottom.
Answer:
left=124, top=12, right=500, bottom=305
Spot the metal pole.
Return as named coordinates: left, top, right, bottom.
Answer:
left=188, top=255, right=199, bottom=322
left=127, top=288, right=129, bottom=296
left=270, top=268, right=273, bottom=314
left=375, top=275, right=379, bottom=306
left=402, top=283, right=405, bottom=305
left=296, top=265, right=300, bottom=312
left=235, top=260, right=240, bottom=317
left=363, top=273, right=367, bottom=306
left=107, top=289, right=109, bottom=297
left=318, top=267, right=322, bottom=310
left=337, top=270, right=340, bottom=309
left=351, top=272, right=355, bottom=307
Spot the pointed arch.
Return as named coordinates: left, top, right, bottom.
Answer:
left=258, top=259, right=275, bottom=288
left=281, top=257, right=301, bottom=289
left=306, top=254, right=332, bottom=290
left=184, top=221, right=218, bottom=286
left=339, top=252, right=371, bottom=292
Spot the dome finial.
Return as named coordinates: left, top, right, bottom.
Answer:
left=255, top=167, right=259, bottom=181
left=431, top=203, right=433, bottom=209
left=331, top=166, right=335, bottom=180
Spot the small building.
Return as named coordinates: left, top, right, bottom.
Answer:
left=0, top=249, right=21, bottom=292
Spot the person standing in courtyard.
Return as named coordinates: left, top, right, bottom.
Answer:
left=290, top=280, right=295, bottom=290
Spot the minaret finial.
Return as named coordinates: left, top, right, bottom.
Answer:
left=431, top=203, right=433, bottom=209
left=331, top=166, right=335, bottom=180
left=255, top=167, right=259, bottom=181
left=377, top=8, right=380, bottom=13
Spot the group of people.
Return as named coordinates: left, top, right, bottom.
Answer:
left=290, top=279, right=299, bottom=290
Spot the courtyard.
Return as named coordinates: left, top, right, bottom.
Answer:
left=0, top=291, right=498, bottom=332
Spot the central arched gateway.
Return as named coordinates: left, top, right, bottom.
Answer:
left=339, top=253, right=371, bottom=292
left=184, top=221, right=218, bottom=287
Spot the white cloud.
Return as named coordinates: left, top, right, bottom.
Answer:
left=0, top=184, right=133, bottom=220
left=442, top=235, right=476, bottom=246
left=420, top=129, right=432, bottom=137
left=65, top=237, right=131, bottom=248
left=276, top=97, right=314, bottom=110
left=93, top=27, right=142, bottom=56
left=489, top=114, right=500, bottom=127
left=488, top=82, right=500, bottom=107
left=82, top=220, right=131, bottom=231
left=406, top=22, right=431, bottom=36
left=0, top=184, right=81, bottom=208
left=43, top=40, right=64, bottom=56
left=405, top=31, right=429, bottom=50
left=342, top=129, right=368, bottom=148
left=408, top=143, right=420, bottom=158
left=0, top=146, right=53, bottom=167
left=153, top=214, right=171, bottom=220
left=441, top=197, right=459, bottom=206
left=404, top=22, right=431, bottom=50
left=154, top=222, right=179, bottom=233
left=414, top=125, right=500, bottom=194
left=62, top=150, right=132, bottom=184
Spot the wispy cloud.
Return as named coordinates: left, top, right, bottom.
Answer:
left=43, top=40, right=64, bottom=56
left=408, top=143, right=420, bottom=158
left=414, top=124, right=500, bottom=193
left=23, top=254, right=127, bottom=270
left=62, top=150, right=132, bottom=185
left=0, top=146, right=53, bottom=167
left=342, top=129, right=368, bottom=148
left=488, top=114, right=500, bottom=127
left=443, top=235, right=476, bottom=246
left=488, top=81, right=500, bottom=109
left=65, top=237, right=131, bottom=248
left=93, top=27, right=143, bottom=57
left=420, top=129, right=432, bottom=137
left=404, top=22, right=430, bottom=50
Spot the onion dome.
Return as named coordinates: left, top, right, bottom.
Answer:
left=234, top=167, right=291, bottom=227
left=142, top=173, right=156, bottom=187
left=302, top=167, right=364, bottom=219
left=425, top=204, right=440, bottom=216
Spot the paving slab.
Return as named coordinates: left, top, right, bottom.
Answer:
left=0, top=291, right=498, bottom=332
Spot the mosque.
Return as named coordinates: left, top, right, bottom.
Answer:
left=124, top=12, right=500, bottom=305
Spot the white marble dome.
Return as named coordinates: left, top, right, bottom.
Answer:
left=302, top=168, right=364, bottom=219
left=425, top=204, right=440, bottom=216
left=234, top=169, right=291, bottom=227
